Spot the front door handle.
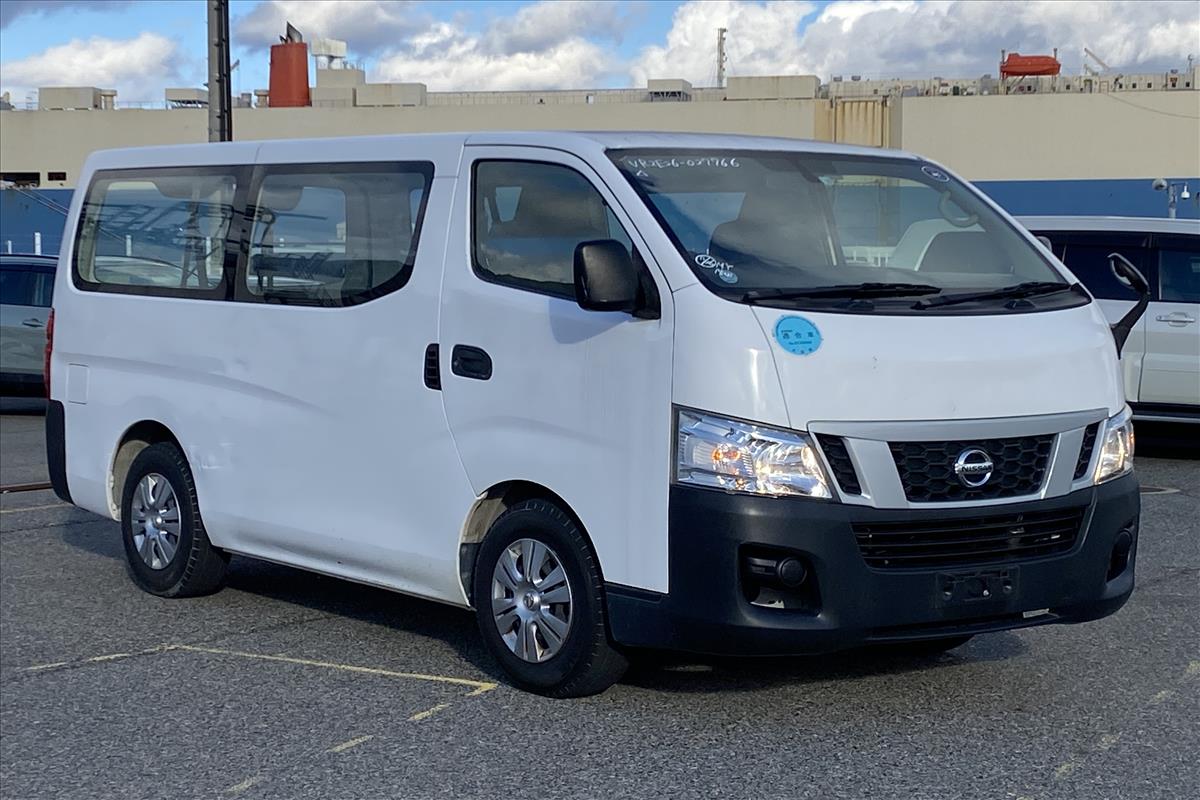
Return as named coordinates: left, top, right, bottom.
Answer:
left=1155, top=313, right=1197, bottom=326
left=451, top=345, right=493, bottom=380
left=22, top=318, right=46, bottom=328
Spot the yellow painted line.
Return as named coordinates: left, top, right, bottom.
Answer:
left=408, top=702, right=451, bottom=722
left=1185, top=660, right=1200, bottom=679
left=24, top=645, right=172, bottom=673
left=327, top=734, right=374, bottom=753
left=1149, top=689, right=1174, bottom=705
left=173, top=644, right=499, bottom=693
left=1097, top=733, right=1121, bottom=750
left=227, top=775, right=265, bottom=794
left=0, top=503, right=69, bottom=514
left=1053, top=761, right=1078, bottom=780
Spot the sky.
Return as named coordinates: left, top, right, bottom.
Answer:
left=0, top=0, right=1197, bottom=104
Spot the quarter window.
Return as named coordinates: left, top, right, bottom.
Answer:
left=245, top=163, right=432, bottom=306
left=74, top=168, right=240, bottom=296
left=473, top=160, right=633, bottom=299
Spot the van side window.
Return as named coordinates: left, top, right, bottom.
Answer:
left=74, top=169, right=240, bottom=296
left=473, top=160, right=633, bottom=299
left=245, top=162, right=432, bottom=306
left=1037, top=232, right=1148, bottom=301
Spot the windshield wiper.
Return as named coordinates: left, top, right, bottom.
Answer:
left=912, top=281, right=1076, bottom=309
left=741, top=282, right=943, bottom=302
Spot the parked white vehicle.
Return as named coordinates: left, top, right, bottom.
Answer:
left=48, top=133, right=1143, bottom=696
left=1019, top=216, right=1199, bottom=423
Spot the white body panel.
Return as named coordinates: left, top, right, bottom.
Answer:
left=50, top=132, right=1131, bottom=607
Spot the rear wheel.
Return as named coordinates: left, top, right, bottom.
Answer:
left=473, top=499, right=627, bottom=697
left=120, top=442, right=228, bottom=597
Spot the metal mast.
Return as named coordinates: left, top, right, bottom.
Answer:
left=716, top=27, right=728, bottom=88
left=207, top=0, right=233, bottom=142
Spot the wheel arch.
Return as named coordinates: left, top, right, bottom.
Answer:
left=457, top=480, right=598, bottom=607
left=108, top=420, right=185, bottom=520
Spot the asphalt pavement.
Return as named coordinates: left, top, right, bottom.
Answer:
left=1, top=412, right=1197, bottom=800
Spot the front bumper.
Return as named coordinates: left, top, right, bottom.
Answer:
left=606, top=474, right=1139, bottom=655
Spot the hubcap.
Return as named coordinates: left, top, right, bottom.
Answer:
left=131, top=473, right=181, bottom=571
left=491, top=538, right=573, bottom=663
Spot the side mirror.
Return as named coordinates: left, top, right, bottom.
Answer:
left=1108, top=252, right=1149, bottom=295
left=1035, top=235, right=1053, bottom=251
left=574, top=240, right=638, bottom=313
left=1107, top=252, right=1151, bottom=356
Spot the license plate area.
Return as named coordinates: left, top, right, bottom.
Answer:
left=936, top=567, right=1017, bottom=607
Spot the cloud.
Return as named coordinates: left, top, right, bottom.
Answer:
left=0, top=31, right=187, bottom=101
left=631, top=0, right=1200, bottom=86
left=234, top=0, right=430, bottom=55
left=0, top=0, right=132, bottom=30
left=374, top=1, right=627, bottom=91
left=631, top=1, right=815, bottom=86
left=482, top=0, right=626, bottom=54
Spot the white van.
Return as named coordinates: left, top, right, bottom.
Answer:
left=48, top=133, right=1144, bottom=696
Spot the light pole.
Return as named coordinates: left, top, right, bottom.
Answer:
left=1153, top=178, right=1192, bottom=219
left=207, top=0, right=232, bottom=142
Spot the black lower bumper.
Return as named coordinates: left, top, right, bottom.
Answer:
left=45, top=399, right=72, bottom=504
left=607, top=475, right=1139, bottom=655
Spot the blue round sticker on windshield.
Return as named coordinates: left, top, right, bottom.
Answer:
left=774, top=316, right=822, bottom=356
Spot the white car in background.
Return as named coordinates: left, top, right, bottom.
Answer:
left=0, top=253, right=56, bottom=396
left=1020, top=216, right=1200, bottom=424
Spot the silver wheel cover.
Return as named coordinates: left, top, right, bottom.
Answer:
left=131, top=473, right=181, bottom=571
left=491, top=538, right=573, bottom=663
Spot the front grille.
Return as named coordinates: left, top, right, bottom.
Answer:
left=816, top=435, right=861, bottom=495
left=1074, top=422, right=1100, bottom=480
left=889, top=435, right=1054, bottom=502
left=853, top=506, right=1086, bottom=569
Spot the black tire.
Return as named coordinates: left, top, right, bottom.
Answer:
left=120, top=442, right=229, bottom=597
left=473, top=499, right=628, bottom=697
left=882, top=634, right=974, bottom=657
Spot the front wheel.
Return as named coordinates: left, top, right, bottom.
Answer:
left=473, top=499, right=627, bottom=697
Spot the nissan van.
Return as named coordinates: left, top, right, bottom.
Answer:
left=47, top=132, right=1144, bottom=696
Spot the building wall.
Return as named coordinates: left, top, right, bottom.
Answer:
left=0, top=100, right=822, bottom=189
left=896, top=92, right=1200, bottom=180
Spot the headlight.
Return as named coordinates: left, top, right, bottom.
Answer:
left=675, top=409, right=831, bottom=498
left=1094, top=407, right=1135, bottom=484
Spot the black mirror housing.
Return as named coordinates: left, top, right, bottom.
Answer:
left=574, top=240, right=638, bottom=313
left=1107, top=252, right=1151, bottom=356
left=1108, top=252, right=1150, bottom=295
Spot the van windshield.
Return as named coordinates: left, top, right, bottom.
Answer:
left=610, top=149, right=1080, bottom=312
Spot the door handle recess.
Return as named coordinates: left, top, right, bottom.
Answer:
left=451, top=345, right=493, bottom=380
left=1155, top=314, right=1197, bottom=325
left=21, top=319, right=46, bottom=328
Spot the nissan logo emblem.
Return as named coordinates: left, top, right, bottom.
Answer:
left=953, top=448, right=994, bottom=488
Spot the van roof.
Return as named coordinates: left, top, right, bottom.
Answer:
left=1017, top=215, right=1200, bottom=235
left=82, top=131, right=922, bottom=174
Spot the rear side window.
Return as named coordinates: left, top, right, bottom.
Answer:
left=243, top=162, right=432, bottom=306
left=1156, top=236, right=1200, bottom=302
left=472, top=160, right=633, bottom=299
left=1037, top=231, right=1148, bottom=301
left=74, top=167, right=241, bottom=297
left=0, top=267, right=53, bottom=307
